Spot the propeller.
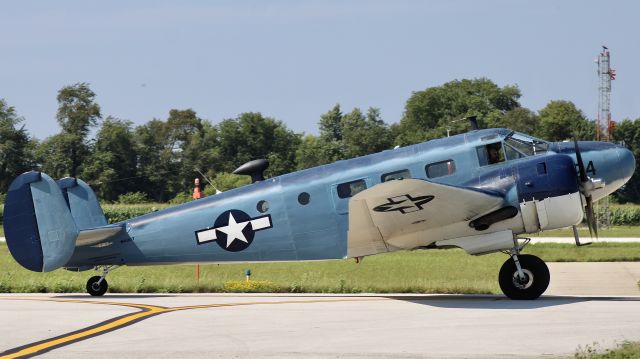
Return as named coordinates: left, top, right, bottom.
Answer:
left=573, top=137, right=599, bottom=240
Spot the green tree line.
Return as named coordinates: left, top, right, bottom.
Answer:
left=1, top=78, right=639, bottom=203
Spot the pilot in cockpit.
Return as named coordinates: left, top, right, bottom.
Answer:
left=487, top=142, right=504, bottom=164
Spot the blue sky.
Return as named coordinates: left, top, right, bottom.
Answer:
left=1, top=0, right=638, bottom=140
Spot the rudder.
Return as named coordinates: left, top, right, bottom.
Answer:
left=4, top=171, right=78, bottom=272
left=57, top=177, right=108, bottom=230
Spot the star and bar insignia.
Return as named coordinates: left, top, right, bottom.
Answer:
left=195, top=209, right=272, bottom=252
left=373, top=194, right=435, bottom=214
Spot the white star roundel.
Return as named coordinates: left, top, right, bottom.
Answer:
left=195, top=209, right=272, bottom=252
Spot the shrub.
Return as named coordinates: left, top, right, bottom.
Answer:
left=0, top=272, right=13, bottom=293
left=223, top=280, right=279, bottom=293
left=608, top=206, right=640, bottom=226
left=116, top=192, right=149, bottom=204
left=102, top=204, right=162, bottom=223
left=169, top=192, right=193, bottom=205
left=51, top=278, right=78, bottom=293
left=204, top=173, right=250, bottom=195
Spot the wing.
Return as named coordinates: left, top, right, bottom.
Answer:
left=347, top=178, right=505, bottom=257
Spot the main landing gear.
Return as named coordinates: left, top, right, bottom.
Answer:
left=86, top=265, right=118, bottom=296
left=499, top=238, right=550, bottom=300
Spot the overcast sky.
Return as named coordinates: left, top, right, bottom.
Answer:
left=1, top=0, right=638, bottom=140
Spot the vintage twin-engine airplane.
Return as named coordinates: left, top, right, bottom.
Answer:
left=3, top=126, right=635, bottom=299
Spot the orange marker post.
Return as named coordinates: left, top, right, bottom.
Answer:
left=194, top=178, right=203, bottom=290
left=196, top=264, right=200, bottom=289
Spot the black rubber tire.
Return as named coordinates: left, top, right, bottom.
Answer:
left=86, top=276, right=108, bottom=296
left=499, top=254, right=550, bottom=300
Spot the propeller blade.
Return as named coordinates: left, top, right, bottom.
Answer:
left=584, top=195, right=599, bottom=240
left=573, top=137, right=588, bottom=183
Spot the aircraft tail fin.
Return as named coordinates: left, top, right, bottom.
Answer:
left=57, top=177, right=108, bottom=230
left=3, top=171, right=78, bottom=272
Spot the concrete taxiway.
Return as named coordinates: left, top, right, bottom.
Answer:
left=2, top=262, right=640, bottom=358
left=1, top=294, right=640, bottom=359
left=1, top=294, right=640, bottom=358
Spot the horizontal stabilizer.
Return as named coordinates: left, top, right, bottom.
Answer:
left=76, top=225, right=124, bottom=247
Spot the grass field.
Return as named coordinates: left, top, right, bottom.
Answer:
left=2, top=242, right=640, bottom=294
left=575, top=341, right=640, bottom=358
left=534, top=225, right=640, bottom=238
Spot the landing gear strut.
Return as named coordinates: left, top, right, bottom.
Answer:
left=86, top=265, right=118, bottom=296
left=499, top=238, right=550, bottom=300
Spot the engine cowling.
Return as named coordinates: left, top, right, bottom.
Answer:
left=516, top=154, right=584, bottom=232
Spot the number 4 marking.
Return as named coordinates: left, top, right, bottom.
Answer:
left=586, top=161, right=596, bottom=176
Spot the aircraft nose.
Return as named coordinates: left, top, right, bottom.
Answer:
left=617, top=146, right=636, bottom=182
left=568, top=142, right=636, bottom=200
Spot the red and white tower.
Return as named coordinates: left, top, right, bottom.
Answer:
left=596, top=46, right=616, bottom=141
left=595, top=46, right=617, bottom=227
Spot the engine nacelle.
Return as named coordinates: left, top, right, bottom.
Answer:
left=519, top=192, right=583, bottom=232
left=515, top=154, right=584, bottom=232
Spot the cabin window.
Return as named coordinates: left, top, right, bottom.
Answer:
left=477, top=142, right=505, bottom=166
left=381, top=169, right=411, bottom=182
left=298, top=192, right=311, bottom=205
left=257, top=200, right=269, bottom=213
left=426, top=160, right=456, bottom=178
left=337, top=179, right=367, bottom=199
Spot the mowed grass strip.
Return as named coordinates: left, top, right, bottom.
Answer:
left=0, top=244, right=502, bottom=294
left=575, top=341, right=640, bottom=359
left=2, top=242, right=640, bottom=294
left=533, top=225, right=640, bottom=238
left=525, top=242, right=640, bottom=262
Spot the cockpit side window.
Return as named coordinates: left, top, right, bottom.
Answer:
left=504, top=142, right=526, bottom=160
left=504, top=132, right=549, bottom=157
left=477, top=142, right=505, bottom=166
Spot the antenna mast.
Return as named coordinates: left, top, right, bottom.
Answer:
left=596, top=46, right=616, bottom=141
left=595, top=46, right=616, bottom=228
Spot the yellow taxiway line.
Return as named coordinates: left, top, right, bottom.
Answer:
left=0, top=296, right=383, bottom=359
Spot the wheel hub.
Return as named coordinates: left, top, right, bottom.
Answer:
left=512, top=269, right=534, bottom=289
left=92, top=282, right=101, bottom=291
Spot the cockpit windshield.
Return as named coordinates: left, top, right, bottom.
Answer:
left=503, top=132, right=549, bottom=160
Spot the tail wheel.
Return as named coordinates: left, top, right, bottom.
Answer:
left=86, top=276, right=108, bottom=296
left=499, top=254, right=550, bottom=300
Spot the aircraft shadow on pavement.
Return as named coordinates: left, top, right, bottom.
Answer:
left=386, top=295, right=640, bottom=310
left=53, top=294, right=177, bottom=299
left=48, top=293, right=640, bottom=309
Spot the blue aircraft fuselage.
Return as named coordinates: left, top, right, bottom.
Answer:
left=65, top=128, right=635, bottom=268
